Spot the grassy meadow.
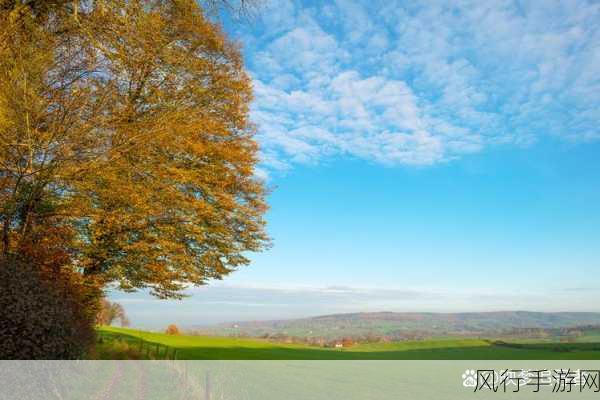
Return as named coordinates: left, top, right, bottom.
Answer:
left=94, top=326, right=600, bottom=360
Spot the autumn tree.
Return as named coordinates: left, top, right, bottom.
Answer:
left=96, top=299, right=129, bottom=327
left=0, top=0, right=268, bottom=300
left=165, top=324, right=180, bottom=335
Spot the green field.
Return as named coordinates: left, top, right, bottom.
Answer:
left=94, top=326, right=600, bottom=360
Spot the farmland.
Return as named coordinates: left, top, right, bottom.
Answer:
left=94, top=326, right=600, bottom=360
left=201, top=311, right=600, bottom=340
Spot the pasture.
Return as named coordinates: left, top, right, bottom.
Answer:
left=94, top=326, right=600, bottom=360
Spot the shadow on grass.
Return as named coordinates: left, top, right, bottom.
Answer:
left=95, top=330, right=600, bottom=360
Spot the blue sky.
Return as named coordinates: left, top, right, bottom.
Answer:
left=112, top=0, right=600, bottom=327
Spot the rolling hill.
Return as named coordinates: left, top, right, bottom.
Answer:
left=198, top=311, right=600, bottom=340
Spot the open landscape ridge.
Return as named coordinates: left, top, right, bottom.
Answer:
left=198, top=311, right=600, bottom=341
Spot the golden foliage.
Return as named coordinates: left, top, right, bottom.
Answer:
left=0, top=0, right=269, bottom=298
left=165, top=323, right=180, bottom=335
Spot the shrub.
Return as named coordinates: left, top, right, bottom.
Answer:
left=165, top=324, right=180, bottom=335
left=0, top=257, right=102, bottom=359
left=90, top=339, right=144, bottom=360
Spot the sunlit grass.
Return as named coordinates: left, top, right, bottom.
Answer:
left=94, top=326, right=600, bottom=360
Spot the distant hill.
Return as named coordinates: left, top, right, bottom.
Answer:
left=197, top=311, right=600, bottom=340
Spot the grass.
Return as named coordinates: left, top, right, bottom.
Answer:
left=94, top=326, right=600, bottom=360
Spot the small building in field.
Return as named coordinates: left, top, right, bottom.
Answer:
left=330, top=338, right=354, bottom=348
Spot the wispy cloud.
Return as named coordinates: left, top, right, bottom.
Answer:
left=233, top=0, right=600, bottom=173
left=110, top=283, right=600, bottom=328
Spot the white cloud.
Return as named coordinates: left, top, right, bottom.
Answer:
left=236, top=0, right=600, bottom=173
left=253, top=70, right=453, bottom=166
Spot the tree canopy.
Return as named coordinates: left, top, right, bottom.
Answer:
left=0, top=0, right=269, bottom=298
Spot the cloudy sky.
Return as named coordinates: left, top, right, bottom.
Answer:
left=112, top=0, right=600, bottom=328
left=243, top=0, right=600, bottom=174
